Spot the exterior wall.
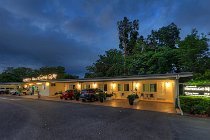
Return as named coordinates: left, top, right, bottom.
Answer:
left=49, top=83, right=65, bottom=96
left=37, top=84, right=50, bottom=96
left=24, top=82, right=50, bottom=96
left=0, top=84, right=21, bottom=91
left=23, top=79, right=176, bottom=103
left=62, top=79, right=176, bottom=103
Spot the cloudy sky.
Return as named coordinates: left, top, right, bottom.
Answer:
left=0, top=0, right=209, bottom=77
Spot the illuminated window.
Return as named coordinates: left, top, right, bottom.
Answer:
left=150, top=84, right=157, bottom=92
left=124, top=84, right=129, bottom=91
left=118, top=84, right=123, bottom=91
left=99, top=84, right=104, bottom=91
left=86, top=84, right=90, bottom=89
left=143, top=84, right=149, bottom=92
left=69, top=85, right=76, bottom=90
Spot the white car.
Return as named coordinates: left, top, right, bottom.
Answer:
left=10, top=90, right=20, bottom=95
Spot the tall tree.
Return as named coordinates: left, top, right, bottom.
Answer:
left=178, top=29, right=209, bottom=73
left=117, top=17, right=139, bottom=55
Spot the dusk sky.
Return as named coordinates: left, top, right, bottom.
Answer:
left=0, top=0, right=210, bottom=77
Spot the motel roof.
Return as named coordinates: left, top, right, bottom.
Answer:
left=28, top=72, right=193, bottom=83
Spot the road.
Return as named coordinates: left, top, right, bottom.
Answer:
left=0, top=96, right=210, bottom=140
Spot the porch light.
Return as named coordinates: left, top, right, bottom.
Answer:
left=165, top=82, right=170, bottom=88
left=111, top=83, right=116, bottom=89
left=77, top=83, right=81, bottom=89
left=93, top=83, right=97, bottom=88
left=36, top=82, right=42, bottom=85
left=134, top=83, right=140, bottom=89
left=45, top=82, right=50, bottom=86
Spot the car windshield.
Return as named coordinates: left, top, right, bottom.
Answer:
left=81, top=90, right=87, bottom=93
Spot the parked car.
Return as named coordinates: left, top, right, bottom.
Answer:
left=10, top=90, right=20, bottom=95
left=54, top=91, right=63, bottom=96
left=60, top=90, right=79, bottom=100
left=0, top=88, right=6, bottom=94
left=22, top=89, right=31, bottom=95
left=4, top=90, right=10, bottom=94
left=80, top=88, right=103, bottom=102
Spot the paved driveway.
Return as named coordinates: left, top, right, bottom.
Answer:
left=0, top=96, right=210, bottom=140
left=9, top=95, right=176, bottom=113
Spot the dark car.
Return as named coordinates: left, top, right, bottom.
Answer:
left=60, top=90, right=79, bottom=100
left=80, top=88, right=103, bottom=102
left=0, top=88, right=5, bottom=94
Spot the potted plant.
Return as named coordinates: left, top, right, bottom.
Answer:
left=127, top=94, right=139, bottom=105
left=98, top=92, right=106, bottom=103
left=105, top=93, right=114, bottom=100
left=74, top=91, right=81, bottom=101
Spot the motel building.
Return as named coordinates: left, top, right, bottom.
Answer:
left=22, top=73, right=192, bottom=105
left=0, top=82, right=22, bottom=92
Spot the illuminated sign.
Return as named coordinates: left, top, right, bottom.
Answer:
left=184, top=85, right=210, bottom=97
left=23, top=74, right=57, bottom=82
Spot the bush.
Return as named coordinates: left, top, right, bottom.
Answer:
left=127, top=94, right=139, bottom=100
left=180, top=96, right=210, bottom=115
left=105, top=93, right=114, bottom=97
left=207, top=107, right=210, bottom=116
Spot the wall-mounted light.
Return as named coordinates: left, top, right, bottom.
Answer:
left=112, top=83, right=116, bottom=89
left=24, top=85, right=28, bottom=88
left=165, top=82, right=170, bottom=88
left=93, top=83, right=97, bottom=88
left=134, top=83, right=140, bottom=89
left=77, top=83, right=81, bottom=89
left=29, top=83, right=33, bottom=86
left=36, top=82, right=42, bottom=85
left=45, top=82, right=50, bottom=86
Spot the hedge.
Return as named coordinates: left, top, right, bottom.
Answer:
left=180, top=96, right=210, bottom=116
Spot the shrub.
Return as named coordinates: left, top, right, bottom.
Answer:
left=74, top=91, right=80, bottom=101
left=105, top=93, right=114, bottom=97
left=180, top=96, right=210, bottom=115
left=207, top=107, right=210, bottom=117
left=127, top=94, right=139, bottom=100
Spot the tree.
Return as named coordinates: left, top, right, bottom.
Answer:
left=117, top=17, right=139, bottom=55
left=85, top=49, right=124, bottom=78
left=86, top=21, right=209, bottom=78
left=0, top=67, right=34, bottom=82
left=0, top=66, right=78, bottom=82
left=147, top=23, right=180, bottom=49
left=178, top=29, right=209, bottom=73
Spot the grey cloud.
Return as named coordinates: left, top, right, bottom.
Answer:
left=172, top=0, right=210, bottom=36
left=0, top=0, right=209, bottom=77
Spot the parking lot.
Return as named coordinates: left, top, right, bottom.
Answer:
left=0, top=95, right=210, bottom=140
left=2, top=94, right=176, bottom=113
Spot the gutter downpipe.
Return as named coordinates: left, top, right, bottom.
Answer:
left=176, top=74, right=183, bottom=115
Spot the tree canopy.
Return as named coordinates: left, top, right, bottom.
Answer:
left=0, top=66, right=78, bottom=82
left=85, top=17, right=210, bottom=80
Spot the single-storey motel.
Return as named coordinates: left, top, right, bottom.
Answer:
left=22, top=73, right=192, bottom=104
left=0, top=82, right=22, bottom=91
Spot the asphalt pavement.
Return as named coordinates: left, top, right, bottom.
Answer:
left=0, top=96, right=210, bottom=140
